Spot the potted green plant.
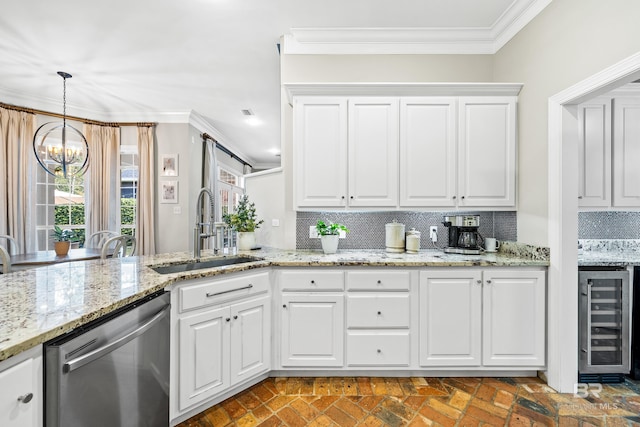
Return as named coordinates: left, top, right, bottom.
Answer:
left=51, top=225, right=74, bottom=256
left=223, top=195, right=264, bottom=250
left=316, top=220, right=349, bottom=254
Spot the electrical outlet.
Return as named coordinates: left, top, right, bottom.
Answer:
left=272, top=219, right=280, bottom=227
left=429, top=226, right=438, bottom=242
left=309, top=226, right=319, bottom=238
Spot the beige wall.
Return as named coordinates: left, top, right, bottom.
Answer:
left=154, top=123, right=196, bottom=254
left=494, top=0, right=640, bottom=245
left=282, top=54, right=494, bottom=83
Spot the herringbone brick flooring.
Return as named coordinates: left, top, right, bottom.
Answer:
left=177, top=377, right=640, bottom=426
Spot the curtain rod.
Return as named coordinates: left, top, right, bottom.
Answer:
left=202, top=133, right=252, bottom=168
left=0, top=101, right=156, bottom=128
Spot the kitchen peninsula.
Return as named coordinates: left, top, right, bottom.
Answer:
left=0, top=245, right=549, bottom=426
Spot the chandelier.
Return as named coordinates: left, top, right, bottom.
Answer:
left=33, top=71, right=89, bottom=178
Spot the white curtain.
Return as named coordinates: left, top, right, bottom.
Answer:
left=136, top=126, right=156, bottom=255
left=0, top=107, right=35, bottom=253
left=84, top=124, right=120, bottom=238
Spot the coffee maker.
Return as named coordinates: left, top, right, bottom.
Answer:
left=442, top=215, right=483, bottom=255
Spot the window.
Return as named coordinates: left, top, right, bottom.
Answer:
left=218, top=166, right=243, bottom=219
left=120, top=144, right=138, bottom=238
left=35, top=163, right=86, bottom=251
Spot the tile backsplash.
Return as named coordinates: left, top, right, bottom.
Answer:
left=296, top=211, right=517, bottom=250
left=579, top=211, right=640, bottom=239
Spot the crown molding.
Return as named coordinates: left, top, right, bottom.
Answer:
left=283, top=82, right=524, bottom=103
left=283, top=0, right=552, bottom=55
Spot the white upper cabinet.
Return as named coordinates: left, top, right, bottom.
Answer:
left=348, top=98, right=399, bottom=207
left=458, top=97, right=517, bottom=207
left=613, top=97, right=640, bottom=207
left=578, top=97, right=612, bottom=207
left=399, top=98, right=457, bottom=207
left=290, top=85, right=521, bottom=210
left=293, top=97, right=348, bottom=207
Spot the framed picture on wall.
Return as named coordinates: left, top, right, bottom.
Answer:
left=160, top=181, right=178, bottom=204
left=161, top=154, right=179, bottom=176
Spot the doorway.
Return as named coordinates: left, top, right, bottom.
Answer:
left=548, top=52, right=640, bottom=392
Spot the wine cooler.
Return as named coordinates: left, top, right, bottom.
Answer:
left=578, top=267, right=630, bottom=383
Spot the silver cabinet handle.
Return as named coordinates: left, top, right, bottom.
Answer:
left=18, top=393, right=33, bottom=404
left=63, top=304, right=170, bottom=374
left=206, top=284, right=253, bottom=297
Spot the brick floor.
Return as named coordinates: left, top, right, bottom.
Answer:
left=177, top=377, right=640, bottom=426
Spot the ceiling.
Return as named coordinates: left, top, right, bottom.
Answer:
left=0, top=0, right=549, bottom=169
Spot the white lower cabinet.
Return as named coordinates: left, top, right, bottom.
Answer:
left=280, top=294, right=344, bottom=367
left=419, top=270, right=482, bottom=366
left=0, top=347, right=42, bottom=427
left=420, top=269, right=546, bottom=368
left=172, top=271, right=270, bottom=417
left=482, top=270, right=546, bottom=366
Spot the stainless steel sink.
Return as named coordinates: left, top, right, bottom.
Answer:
left=150, top=256, right=262, bottom=274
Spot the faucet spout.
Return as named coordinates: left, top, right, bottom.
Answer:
left=194, top=187, right=216, bottom=260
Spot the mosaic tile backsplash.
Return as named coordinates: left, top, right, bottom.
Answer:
left=579, top=211, right=640, bottom=239
left=296, top=211, right=517, bottom=250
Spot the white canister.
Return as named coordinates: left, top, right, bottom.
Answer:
left=385, top=220, right=405, bottom=253
left=406, top=228, right=421, bottom=253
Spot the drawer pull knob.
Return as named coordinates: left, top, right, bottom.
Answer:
left=17, top=393, right=33, bottom=404
left=206, top=284, right=253, bottom=298
left=226, top=318, right=231, bottom=322
left=311, top=280, right=315, bottom=284
left=486, top=280, right=492, bottom=284
left=476, top=280, right=481, bottom=285
left=377, top=311, right=382, bottom=315
left=233, top=315, right=238, bottom=320
left=283, top=304, right=287, bottom=308
left=377, top=349, right=381, bottom=353
left=377, top=280, right=381, bottom=284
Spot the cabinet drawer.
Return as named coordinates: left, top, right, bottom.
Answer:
left=347, top=331, right=410, bottom=366
left=346, top=271, right=411, bottom=291
left=347, top=294, right=410, bottom=328
left=179, top=272, right=269, bottom=312
left=279, top=270, right=344, bottom=291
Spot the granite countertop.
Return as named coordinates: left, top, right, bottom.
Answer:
left=578, top=239, right=640, bottom=267
left=0, top=245, right=549, bottom=363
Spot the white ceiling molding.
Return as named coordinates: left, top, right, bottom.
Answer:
left=284, top=82, right=524, bottom=103
left=283, top=0, right=552, bottom=55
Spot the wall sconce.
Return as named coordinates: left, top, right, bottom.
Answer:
left=33, top=71, right=89, bottom=178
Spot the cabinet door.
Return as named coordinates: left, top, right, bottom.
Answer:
left=578, top=97, right=612, bottom=207
left=400, top=97, right=457, bottom=207
left=458, top=97, right=516, bottom=207
left=178, top=306, right=230, bottom=411
left=613, top=98, right=640, bottom=207
left=419, top=270, right=482, bottom=366
left=281, top=294, right=344, bottom=367
left=0, top=354, right=39, bottom=427
left=482, top=270, right=546, bottom=366
left=230, top=296, right=270, bottom=386
left=348, top=98, right=399, bottom=207
left=294, top=97, right=348, bottom=207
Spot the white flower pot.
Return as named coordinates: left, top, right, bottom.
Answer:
left=237, top=232, right=256, bottom=250
left=320, top=235, right=340, bottom=254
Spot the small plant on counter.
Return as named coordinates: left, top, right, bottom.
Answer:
left=223, top=195, right=264, bottom=232
left=51, top=225, right=75, bottom=242
left=315, top=220, right=349, bottom=236
left=316, top=220, right=349, bottom=254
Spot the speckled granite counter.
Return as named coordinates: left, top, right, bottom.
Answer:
left=0, top=246, right=548, bottom=362
left=578, top=239, right=640, bottom=267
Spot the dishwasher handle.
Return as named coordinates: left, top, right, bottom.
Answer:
left=63, top=304, right=170, bottom=374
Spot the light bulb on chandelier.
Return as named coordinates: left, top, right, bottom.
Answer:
left=33, top=71, right=89, bottom=178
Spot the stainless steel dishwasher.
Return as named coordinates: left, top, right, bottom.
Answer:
left=44, top=291, right=170, bottom=427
